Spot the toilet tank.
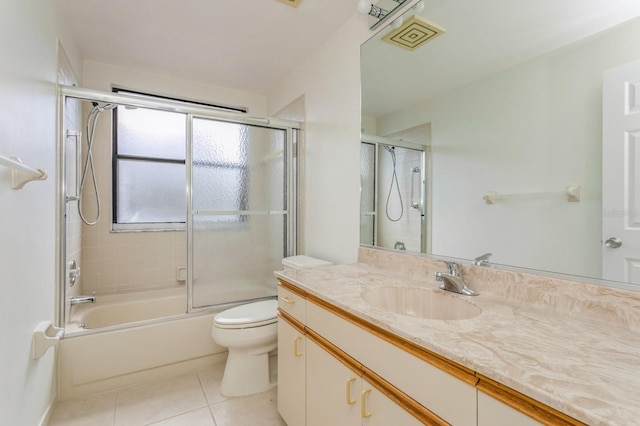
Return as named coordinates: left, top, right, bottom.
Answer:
left=282, top=255, right=332, bottom=270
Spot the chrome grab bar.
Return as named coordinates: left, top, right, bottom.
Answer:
left=410, top=166, right=420, bottom=209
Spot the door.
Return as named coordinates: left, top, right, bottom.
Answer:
left=306, top=339, right=362, bottom=426
left=278, top=318, right=306, bottom=426
left=603, top=60, right=640, bottom=285
left=189, top=117, right=294, bottom=308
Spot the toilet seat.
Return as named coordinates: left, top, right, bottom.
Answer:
left=214, top=299, right=278, bottom=329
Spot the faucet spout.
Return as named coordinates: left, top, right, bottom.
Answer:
left=434, top=261, right=478, bottom=296
left=69, top=295, right=96, bottom=305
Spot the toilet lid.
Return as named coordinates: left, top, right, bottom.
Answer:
left=214, top=299, right=278, bottom=328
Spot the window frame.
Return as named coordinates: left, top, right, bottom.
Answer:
left=111, top=88, right=247, bottom=232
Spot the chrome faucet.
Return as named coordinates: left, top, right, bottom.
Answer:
left=435, top=261, right=478, bottom=296
left=473, top=252, right=492, bottom=266
left=69, top=295, right=96, bottom=305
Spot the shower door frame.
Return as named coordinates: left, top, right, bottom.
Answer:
left=360, top=134, right=431, bottom=253
left=186, top=114, right=298, bottom=313
left=56, top=85, right=299, bottom=327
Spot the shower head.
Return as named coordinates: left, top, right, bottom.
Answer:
left=383, top=145, right=394, bottom=153
left=91, top=102, right=117, bottom=113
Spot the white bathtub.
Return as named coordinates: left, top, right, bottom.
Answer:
left=67, top=287, right=187, bottom=331
left=59, top=288, right=226, bottom=401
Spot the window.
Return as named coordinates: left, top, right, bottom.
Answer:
left=112, top=89, right=247, bottom=231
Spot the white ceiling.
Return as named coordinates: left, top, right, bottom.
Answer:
left=53, top=0, right=357, bottom=95
left=362, top=0, right=640, bottom=118
left=54, top=0, right=640, bottom=119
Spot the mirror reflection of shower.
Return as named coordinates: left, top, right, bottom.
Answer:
left=382, top=145, right=403, bottom=222
left=360, top=134, right=430, bottom=253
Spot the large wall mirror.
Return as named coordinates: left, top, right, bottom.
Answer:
left=360, top=0, right=640, bottom=290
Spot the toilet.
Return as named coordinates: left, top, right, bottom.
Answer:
left=212, top=255, right=332, bottom=397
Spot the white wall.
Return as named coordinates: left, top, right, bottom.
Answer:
left=376, top=17, right=640, bottom=278
left=82, top=60, right=267, bottom=115
left=0, top=1, right=63, bottom=424
left=267, top=14, right=373, bottom=264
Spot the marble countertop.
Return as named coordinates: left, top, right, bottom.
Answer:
left=275, top=262, right=640, bottom=426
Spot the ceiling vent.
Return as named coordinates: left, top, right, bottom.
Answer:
left=382, top=15, right=445, bottom=51
left=275, top=0, right=303, bottom=7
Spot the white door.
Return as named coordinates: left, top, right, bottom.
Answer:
left=603, top=60, right=640, bottom=286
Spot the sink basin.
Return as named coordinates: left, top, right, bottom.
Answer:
left=361, top=286, right=482, bottom=321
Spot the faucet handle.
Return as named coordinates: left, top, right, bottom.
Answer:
left=442, top=261, right=460, bottom=275
left=473, top=253, right=493, bottom=266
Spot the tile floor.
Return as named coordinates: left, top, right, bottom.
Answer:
left=49, top=362, right=286, bottom=426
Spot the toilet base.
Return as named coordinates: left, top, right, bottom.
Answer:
left=220, top=347, right=276, bottom=397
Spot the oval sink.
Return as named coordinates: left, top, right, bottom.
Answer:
left=361, top=286, right=482, bottom=321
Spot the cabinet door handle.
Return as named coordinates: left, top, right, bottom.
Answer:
left=281, top=296, right=295, bottom=304
left=345, top=377, right=356, bottom=405
left=293, top=336, right=303, bottom=357
left=361, top=389, right=372, bottom=418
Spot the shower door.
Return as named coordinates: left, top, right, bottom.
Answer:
left=189, top=117, right=294, bottom=310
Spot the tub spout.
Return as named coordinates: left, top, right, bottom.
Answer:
left=69, top=295, right=96, bottom=305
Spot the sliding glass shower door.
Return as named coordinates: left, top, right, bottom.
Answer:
left=189, top=117, right=294, bottom=309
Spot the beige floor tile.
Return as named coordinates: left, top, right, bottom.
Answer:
left=196, top=362, right=230, bottom=405
left=147, top=407, right=216, bottom=426
left=48, top=391, right=116, bottom=426
left=210, top=388, right=285, bottom=426
left=114, top=372, right=208, bottom=426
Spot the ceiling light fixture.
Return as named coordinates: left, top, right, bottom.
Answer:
left=357, top=0, right=411, bottom=29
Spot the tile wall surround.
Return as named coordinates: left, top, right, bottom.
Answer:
left=358, top=246, right=640, bottom=331
left=81, top=226, right=186, bottom=294
left=78, top=103, right=186, bottom=295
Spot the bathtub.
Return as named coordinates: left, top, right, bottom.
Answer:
left=58, top=288, right=227, bottom=401
left=66, top=287, right=188, bottom=332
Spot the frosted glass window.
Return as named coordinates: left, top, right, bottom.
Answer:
left=360, top=142, right=376, bottom=212
left=117, top=160, right=186, bottom=223
left=192, top=118, right=285, bottom=212
left=116, top=107, right=186, bottom=160
left=113, top=104, right=186, bottom=226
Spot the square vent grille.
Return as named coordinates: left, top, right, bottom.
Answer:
left=275, top=0, right=303, bottom=7
left=382, top=15, right=445, bottom=51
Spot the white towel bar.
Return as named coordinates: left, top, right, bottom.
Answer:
left=0, top=155, right=47, bottom=189
left=483, top=185, right=581, bottom=204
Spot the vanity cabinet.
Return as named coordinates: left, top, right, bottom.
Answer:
left=277, top=286, right=307, bottom=426
left=277, top=279, right=584, bottom=426
left=278, top=281, right=447, bottom=425
left=305, top=297, right=476, bottom=425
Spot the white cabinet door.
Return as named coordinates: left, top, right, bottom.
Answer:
left=306, top=339, right=423, bottom=426
left=477, top=391, right=541, bottom=426
left=306, top=339, right=361, bottom=426
left=361, top=379, right=424, bottom=426
left=278, top=318, right=306, bottom=426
